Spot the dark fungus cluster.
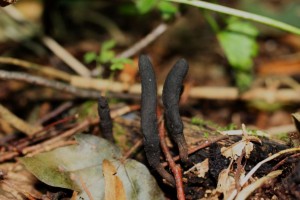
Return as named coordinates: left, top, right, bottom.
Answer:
left=139, top=55, right=189, bottom=185
left=97, top=55, right=189, bottom=186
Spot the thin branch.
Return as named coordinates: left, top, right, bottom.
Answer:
left=0, top=57, right=71, bottom=81
left=70, top=76, right=300, bottom=103
left=22, top=105, right=140, bottom=155
left=27, top=140, right=77, bottom=157
left=159, top=121, right=185, bottom=200
left=117, top=23, right=168, bottom=58
left=41, top=36, right=91, bottom=77
left=167, top=0, right=300, bottom=35
left=0, top=103, right=41, bottom=136
left=0, top=70, right=100, bottom=98
left=162, top=135, right=228, bottom=167
left=121, top=139, right=143, bottom=161
left=37, top=101, right=74, bottom=124
left=1, top=68, right=300, bottom=102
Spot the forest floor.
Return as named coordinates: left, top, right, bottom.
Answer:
left=1, top=1, right=300, bottom=200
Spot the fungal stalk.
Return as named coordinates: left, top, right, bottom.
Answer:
left=98, top=97, right=114, bottom=142
left=139, top=55, right=175, bottom=186
left=162, top=59, right=189, bottom=162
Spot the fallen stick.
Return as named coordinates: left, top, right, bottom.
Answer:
left=1, top=69, right=300, bottom=103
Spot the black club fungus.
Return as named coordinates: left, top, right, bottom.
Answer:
left=139, top=55, right=175, bottom=186
left=162, top=58, right=189, bottom=162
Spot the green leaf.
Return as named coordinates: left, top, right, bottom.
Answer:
left=158, top=1, right=178, bottom=20
left=235, top=71, right=253, bottom=91
left=99, top=50, right=115, bottom=63
left=217, top=19, right=259, bottom=70
left=135, top=0, right=158, bottom=14
left=98, top=39, right=117, bottom=63
left=110, top=58, right=133, bottom=71
left=101, top=39, right=116, bottom=51
left=226, top=18, right=259, bottom=37
left=110, top=63, right=124, bottom=71
left=21, top=134, right=164, bottom=200
left=111, top=57, right=133, bottom=64
left=158, top=1, right=178, bottom=14
left=83, top=52, right=97, bottom=64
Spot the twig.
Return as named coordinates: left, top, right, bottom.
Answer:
left=271, top=152, right=300, bottom=171
left=0, top=151, right=19, bottom=162
left=0, top=103, right=41, bottom=136
left=0, top=70, right=100, bottom=98
left=0, top=105, right=139, bottom=162
left=22, top=105, right=140, bottom=155
left=2, top=67, right=299, bottom=104
left=27, top=140, right=77, bottom=157
left=159, top=121, right=185, bottom=200
left=70, top=76, right=300, bottom=103
left=117, top=23, right=168, bottom=58
left=22, top=119, right=93, bottom=154
left=37, top=101, right=74, bottom=124
left=162, top=135, right=228, bottom=167
left=122, top=139, right=143, bottom=160
left=41, top=36, right=91, bottom=77
left=32, top=115, right=77, bottom=137
left=0, top=57, right=71, bottom=81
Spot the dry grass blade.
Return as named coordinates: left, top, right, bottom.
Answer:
left=240, top=147, right=300, bottom=186
left=0, top=104, right=41, bottom=136
left=235, top=170, right=282, bottom=200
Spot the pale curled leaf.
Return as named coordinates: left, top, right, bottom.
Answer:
left=221, top=141, right=254, bottom=160
left=21, top=134, right=164, bottom=200
left=221, top=135, right=260, bottom=160
left=216, top=168, right=236, bottom=200
left=184, top=158, right=209, bottom=178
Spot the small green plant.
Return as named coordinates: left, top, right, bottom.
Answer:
left=191, top=117, right=206, bottom=126
left=203, top=132, right=209, bottom=138
left=84, top=39, right=133, bottom=74
left=134, top=0, right=300, bottom=90
left=217, top=17, right=259, bottom=91
left=135, top=0, right=178, bottom=20
left=220, top=123, right=237, bottom=131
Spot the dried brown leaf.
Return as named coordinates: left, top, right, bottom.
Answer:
left=184, top=158, right=209, bottom=178
left=221, top=141, right=253, bottom=160
left=0, top=163, right=41, bottom=200
left=216, top=168, right=236, bottom=200
left=103, top=159, right=126, bottom=200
